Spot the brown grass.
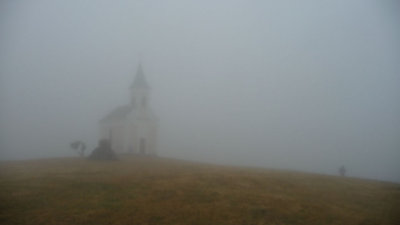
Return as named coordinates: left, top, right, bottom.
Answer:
left=0, top=156, right=399, bottom=225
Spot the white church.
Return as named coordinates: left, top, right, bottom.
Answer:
left=99, top=64, right=158, bottom=155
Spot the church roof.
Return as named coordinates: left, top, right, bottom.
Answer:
left=130, top=64, right=150, bottom=89
left=100, top=105, right=132, bottom=123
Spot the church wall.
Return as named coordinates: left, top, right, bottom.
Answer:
left=134, top=119, right=157, bottom=155
left=148, top=123, right=157, bottom=155
left=100, top=117, right=157, bottom=155
left=99, top=121, right=126, bottom=154
left=125, top=123, right=137, bottom=153
left=112, top=123, right=126, bottom=153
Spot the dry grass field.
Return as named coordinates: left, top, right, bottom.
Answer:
left=0, top=156, right=399, bottom=225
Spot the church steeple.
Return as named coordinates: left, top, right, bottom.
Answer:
left=130, top=63, right=150, bottom=108
left=130, top=63, right=149, bottom=89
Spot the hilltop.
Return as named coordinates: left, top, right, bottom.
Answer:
left=0, top=156, right=399, bottom=225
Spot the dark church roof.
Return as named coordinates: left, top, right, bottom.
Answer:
left=100, top=105, right=132, bottom=123
left=130, top=64, right=150, bottom=89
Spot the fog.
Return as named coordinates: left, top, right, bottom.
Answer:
left=1, top=0, right=399, bottom=182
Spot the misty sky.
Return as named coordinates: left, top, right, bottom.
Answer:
left=1, top=0, right=399, bottom=182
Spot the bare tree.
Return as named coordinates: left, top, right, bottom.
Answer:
left=70, top=141, right=86, bottom=157
left=339, top=165, right=346, bottom=177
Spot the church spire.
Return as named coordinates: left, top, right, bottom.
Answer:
left=130, top=63, right=150, bottom=89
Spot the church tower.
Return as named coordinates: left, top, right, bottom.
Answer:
left=130, top=64, right=150, bottom=110
left=99, top=63, right=158, bottom=155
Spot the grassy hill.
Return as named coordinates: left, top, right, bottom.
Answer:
left=0, top=156, right=399, bottom=225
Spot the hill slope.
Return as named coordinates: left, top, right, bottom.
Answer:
left=0, top=156, right=399, bottom=225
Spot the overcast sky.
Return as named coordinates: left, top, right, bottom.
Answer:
left=1, top=0, right=399, bottom=182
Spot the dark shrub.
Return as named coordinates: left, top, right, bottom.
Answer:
left=88, top=139, right=117, bottom=160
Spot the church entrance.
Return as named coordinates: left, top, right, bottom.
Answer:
left=140, top=138, right=146, bottom=154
